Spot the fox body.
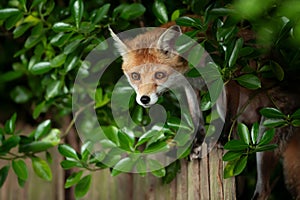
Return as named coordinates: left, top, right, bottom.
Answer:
left=110, top=25, right=300, bottom=199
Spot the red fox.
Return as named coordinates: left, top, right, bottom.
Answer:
left=109, top=25, right=300, bottom=199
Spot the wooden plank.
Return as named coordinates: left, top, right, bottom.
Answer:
left=187, top=159, right=200, bottom=200
left=176, top=159, right=188, bottom=200
left=199, top=142, right=210, bottom=200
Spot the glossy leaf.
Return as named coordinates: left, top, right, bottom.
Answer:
left=33, top=101, right=46, bottom=119
left=58, top=144, right=79, bottom=160
left=223, top=139, right=248, bottom=151
left=34, top=120, right=51, bottom=140
left=72, top=0, right=84, bottom=28
left=223, top=151, right=242, bottom=161
left=0, top=165, right=10, bottom=188
left=45, top=80, right=62, bottom=99
left=92, top=3, right=110, bottom=24
left=228, top=38, right=243, bottom=67
left=0, top=8, right=20, bottom=20
left=111, top=157, right=134, bottom=176
left=75, top=175, right=91, bottom=198
left=0, top=135, right=20, bottom=153
left=60, top=160, right=82, bottom=169
left=12, top=160, right=28, bottom=181
left=30, top=62, right=52, bottom=75
left=152, top=0, right=168, bottom=24
left=291, top=109, right=300, bottom=119
left=250, top=122, right=259, bottom=144
left=120, top=3, right=146, bottom=20
left=260, top=107, right=285, bottom=119
left=259, top=128, right=275, bottom=146
left=13, top=23, right=33, bottom=38
left=52, top=22, right=75, bottom=32
left=255, top=144, right=277, bottom=152
left=237, top=123, right=250, bottom=145
left=235, top=74, right=261, bottom=90
left=19, top=141, right=54, bottom=153
left=270, top=61, right=284, bottom=81
left=4, top=113, right=17, bottom=134
left=263, top=119, right=287, bottom=128
left=65, top=171, right=83, bottom=188
left=31, top=157, right=52, bottom=181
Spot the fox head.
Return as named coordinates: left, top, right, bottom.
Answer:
left=109, top=25, right=188, bottom=108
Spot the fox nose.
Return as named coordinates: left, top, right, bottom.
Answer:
left=140, top=95, right=150, bottom=105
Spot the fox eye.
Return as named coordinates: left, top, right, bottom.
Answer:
left=154, top=72, right=166, bottom=79
left=131, top=72, right=140, bottom=80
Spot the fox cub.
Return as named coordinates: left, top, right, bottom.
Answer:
left=109, top=25, right=300, bottom=199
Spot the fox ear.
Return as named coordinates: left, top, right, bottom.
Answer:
left=109, top=27, right=129, bottom=57
left=157, top=25, right=182, bottom=53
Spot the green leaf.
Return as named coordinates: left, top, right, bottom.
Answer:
left=63, top=53, right=80, bottom=73
left=152, top=0, right=168, bottom=24
left=34, top=120, right=51, bottom=140
left=223, top=140, right=248, bottom=151
left=52, top=22, right=75, bottom=32
left=143, top=142, right=169, bottom=154
left=80, top=141, right=93, bottom=162
left=0, top=135, right=20, bottom=153
left=235, top=74, right=261, bottom=90
left=237, top=123, right=250, bottom=145
left=250, top=122, right=259, bottom=144
left=233, top=155, right=248, bottom=176
left=223, top=151, right=242, bottom=161
left=92, top=3, right=110, bottom=24
left=0, top=70, right=23, bottom=83
left=208, top=78, right=223, bottom=104
left=60, top=160, right=82, bottom=169
left=255, top=144, right=277, bottom=152
left=120, top=3, right=146, bottom=20
left=33, top=101, right=46, bottom=119
left=45, top=80, right=62, bottom=99
left=75, top=175, right=92, bottom=198
left=13, top=23, right=33, bottom=38
left=64, top=39, right=83, bottom=54
left=291, top=109, right=300, bottom=119
left=0, top=8, right=20, bottom=20
left=111, top=157, right=134, bottom=176
left=118, top=131, right=134, bottom=152
left=50, top=32, right=73, bottom=47
left=12, top=160, right=28, bottom=181
left=0, top=165, right=10, bottom=188
left=30, top=62, right=52, bottom=75
left=224, top=156, right=248, bottom=178
left=259, top=107, right=285, bottom=119
left=4, top=113, right=17, bottom=134
left=10, top=86, right=32, bottom=103
left=228, top=38, right=243, bottom=67
left=72, top=0, right=84, bottom=28
left=270, top=61, right=284, bottom=81
left=65, top=171, right=83, bottom=188
left=132, top=105, right=143, bottom=124
left=263, top=119, right=287, bottom=128
left=259, top=128, right=275, bottom=146
left=58, top=144, right=79, bottom=160
left=175, top=16, right=199, bottom=28
left=171, top=10, right=180, bottom=21
left=5, top=12, right=23, bottom=30
left=102, top=126, right=119, bottom=146
left=31, top=157, right=52, bottom=181
left=19, top=141, right=54, bottom=153
left=292, top=119, right=300, bottom=127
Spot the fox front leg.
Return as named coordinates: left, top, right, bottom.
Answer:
left=184, top=85, right=205, bottom=159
